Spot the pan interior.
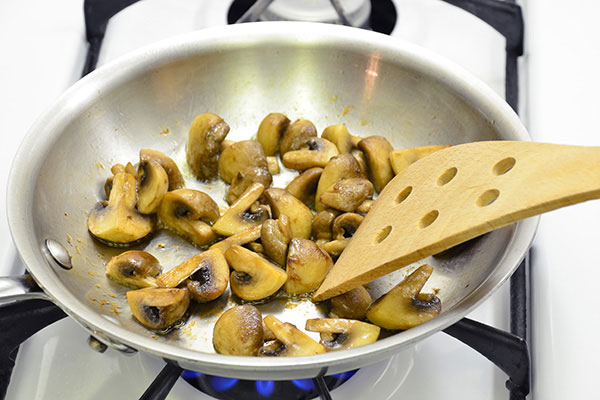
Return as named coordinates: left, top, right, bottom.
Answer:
left=21, top=27, right=526, bottom=370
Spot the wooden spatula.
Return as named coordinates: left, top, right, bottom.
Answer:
left=313, top=140, right=600, bottom=301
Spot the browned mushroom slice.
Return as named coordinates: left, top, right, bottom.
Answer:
left=315, top=153, right=365, bottom=211
left=263, top=188, right=313, bottom=239
left=258, top=315, right=326, bottom=356
left=282, top=138, right=339, bottom=171
left=158, top=189, right=220, bottom=247
left=137, top=159, right=169, bottom=214
left=213, top=305, right=264, bottom=356
left=157, top=249, right=228, bottom=302
left=213, top=183, right=270, bottom=236
left=285, top=167, right=323, bottom=206
left=356, top=199, right=374, bottom=215
left=105, top=250, right=162, bottom=288
left=320, top=239, right=348, bottom=259
left=225, top=245, right=287, bottom=301
left=226, top=166, right=272, bottom=205
left=329, top=286, right=372, bottom=319
left=88, top=172, right=154, bottom=247
left=261, top=215, right=292, bottom=266
left=321, top=124, right=353, bottom=153
left=358, top=136, right=394, bottom=193
left=332, top=213, right=364, bottom=240
left=256, top=112, right=290, bottom=156
left=279, top=119, right=318, bottom=155
left=126, top=287, right=190, bottom=330
left=284, top=239, right=333, bottom=295
left=140, top=148, right=185, bottom=190
left=366, top=265, right=441, bottom=330
left=351, top=149, right=368, bottom=176
left=186, top=112, right=230, bottom=181
left=305, top=318, right=380, bottom=351
left=209, top=225, right=262, bottom=254
left=389, top=145, right=450, bottom=175
left=320, top=178, right=374, bottom=213
left=311, top=209, right=338, bottom=241
left=218, top=140, right=268, bottom=184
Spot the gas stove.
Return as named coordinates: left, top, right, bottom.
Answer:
left=1, top=0, right=599, bottom=399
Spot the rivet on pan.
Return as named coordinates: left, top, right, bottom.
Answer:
left=44, top=239, right=72, bottom=270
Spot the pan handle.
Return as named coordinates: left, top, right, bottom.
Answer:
left=0, top=275, right=67, bottom=398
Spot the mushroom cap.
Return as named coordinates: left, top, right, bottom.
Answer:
left=285, top=167, right=323, bottom=206
left=213, top=183, right=270, bottom=237
left=256, top=112, right=290, bottom=156
left=332, top=213, right=364, bottom=240
left=315, top=153, right=365, bottom=211
left=186, top=112, right=230, bottom=181
left=366, top=265, right=441, bottom=330
left=126, top=287, right=190, bottom=330
left=319, top=178, right=374, bottom=213
left=157, top=189, right=220, bottom=247
left=140, top=148, right=185, bottom=191
left=263, top=188, right=313, bottom=239
left=282, top=137, right=339, bottom=171
left=261, top=215, right=292, bottom=266
left=284, top=238, right=333, bottom=295
left=218, top=140, right=268, bottom=184
left=321, top=123, right=353, bottom=154
left=105, top=250, right=161, bottom=288
left=329, top=286, right=372, bottom=320
left=88, top=172, right=154, bottom=246
left=357, top=135, right=394, bottom=193
left=226, top=166, right=272, bottom=205
left=137, top=159, right=169, bottom=214
left=225, top=245, right=288, bottom=301
left=213, top=305, right=264, bottom=356
left=279, top=119, right=318, bottom=155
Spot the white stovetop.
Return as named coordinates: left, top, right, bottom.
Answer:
left=0, top=0, right=598, bottom=399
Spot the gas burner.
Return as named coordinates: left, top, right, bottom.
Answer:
left=182, top=370, right=357, bottom=400
left=227, top=0, right=397, bottom=34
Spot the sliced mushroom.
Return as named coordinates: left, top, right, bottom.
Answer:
left=158, top=189, right=220, bottom=247
left=213, top=183, right=270, bottom=236
left=126, top=287, right=190, bottom=330
left=261, top=215, right=292, bottom=266
left=282, top=137, right=339, bottom=171
left=312, top=209, right=338, bottom=241
left=186, top=112, right=230, bottom=181
left=218, top=140, right=268, bottom=184
left=247, top=242, right=265, bottom=254
left=258, top=315, right=326, bottom=356
left=305, top=318, right=380, bottom=351
left=209, top=225, right=262, bottom=254
left=157, top=249, right=228, bottom=302
left=389, top=145, right=450, bottom=175
left=220, top=140, right=234, bottom=152
left=225, top=245, right=287, bottom=301
left=356, top=199, right=375, bottom=215
left=226, top=166, right=272, bottom=205
left=263, top=188, right=313, bottom=239
left=332, top=213, right=364, bottom=240
left=256, top=112, right=290, bottom=156
left=315, top=153, right=365, bottom=211
left=88, top=172, right=154, bottom=247
left=140, top=148, right=185, bottom=190
left=358, top=136, right=394, bottom=193
left=320, top=178, right=374, bottom=212
left=320, top=239, right=348, bottom=259
left=284, top=239, right=333, bottom=295
left=105, top=250, right=162, bottom=288
left=213, top=305, right=264, bottom=356
left=366, top=265, right=441, bottom=330
left=279, top=119, right=317, bottom=155
left=329, top=286, right=372, bottom=319
left=137, top=159, right=168, bottom=214
left=351, top=149, right=368, bottom=176
left=321, top=124, right=353, bottom=153
left=285, top=167, right=323, bottom=206
left=266, top=156, right=280, bottom=175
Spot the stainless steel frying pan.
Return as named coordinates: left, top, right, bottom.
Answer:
left=1, top=22, right=536, bottom=380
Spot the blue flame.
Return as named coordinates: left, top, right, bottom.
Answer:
left=291, top=378, right=315, bottom=391
left=181, top=370, right=204, bottom=379
left=331, top=370, right=358, bottom=380
left=255, top=380, right=275, bottom=397
left=210, top=376, right=239, bottom=391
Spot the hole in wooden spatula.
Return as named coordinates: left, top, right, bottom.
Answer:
left=375, top=225, right=392, bottom=244
left=396, top=186, right=412, bottom=204
left=437, top=167, right=457, bottom=186
left=493, top=157, right=516, bottom=175
left=419, top=210, right=439, bottom=228
left=477, top=189, right=500, bottom=206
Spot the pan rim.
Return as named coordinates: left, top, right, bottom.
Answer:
left=6, top=21, right=535, bottom=378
